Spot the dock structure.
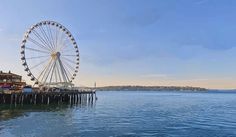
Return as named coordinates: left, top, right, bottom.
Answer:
left=0, top=90, right=96, bottom=105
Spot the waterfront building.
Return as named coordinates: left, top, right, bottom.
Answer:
left=0, top=71, right=26, bottom=90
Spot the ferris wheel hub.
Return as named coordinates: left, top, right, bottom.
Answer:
left=51, top=52, right=61, bottom=59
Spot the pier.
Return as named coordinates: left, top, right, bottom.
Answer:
left=0, top=21, right=97, bottom=106
left=0, top=90, right=96, bottom=105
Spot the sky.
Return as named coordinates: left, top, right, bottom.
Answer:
left=0, top=0, right=236, bottom=89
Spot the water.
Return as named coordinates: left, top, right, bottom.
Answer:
left=1, top=91, right=236, bottom=137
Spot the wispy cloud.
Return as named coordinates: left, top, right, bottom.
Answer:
left=140, top=74, right=211, bottom=81
left=140, top=74, right=169, bottom=78
left=176, top=78, right=209, bottom=82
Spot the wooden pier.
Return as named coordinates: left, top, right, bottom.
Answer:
left=0, top=90, right=96, bottom=105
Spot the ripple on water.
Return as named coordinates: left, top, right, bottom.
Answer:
left=1, top=91, right=236, bottom=137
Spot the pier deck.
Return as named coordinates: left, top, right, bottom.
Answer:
left=0, top=90, right=96, bottom=105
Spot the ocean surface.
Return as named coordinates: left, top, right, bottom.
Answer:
left=1, top=91, right=236, bottom=137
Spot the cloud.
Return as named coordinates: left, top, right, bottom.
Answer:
left=140, top=74, right=169, bottom=78
left=177, top=78, right=209, bottom=82
left=140, top=74, right=210, bottom=81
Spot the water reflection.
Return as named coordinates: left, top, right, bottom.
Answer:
left=0, top=100, right=96, bottom=122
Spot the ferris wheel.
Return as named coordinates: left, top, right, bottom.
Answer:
left=20, top=21, right=79, bottom=87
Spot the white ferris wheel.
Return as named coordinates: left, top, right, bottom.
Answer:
left=20, top=21, right=79, bottom=88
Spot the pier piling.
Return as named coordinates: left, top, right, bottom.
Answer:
left=0, top=90, right=96, bottom=105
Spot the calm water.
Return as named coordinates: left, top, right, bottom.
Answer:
left=1, top=91, right=236, bottom=137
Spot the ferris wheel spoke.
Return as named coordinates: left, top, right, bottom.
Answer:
left=49, top=59, right=57, bottom=85
left=37, top=58, right=53, bottom=82
left=37, top=60, right=51, bottom=80
left=58, top=31, right=71, bottom=52
left=26, top=55, right=50, bottom=60
left=62, top=59, right=76, bottom=71
left=40, top=25, right=55, bottom=51
left=58, top=59, right=66, bottom=83
left=62, top=66, right=70, bottom=83
left=52, top=26, right=59, bottom=52
left=61, top=54, right=77, bottom=57
left=53, top=26, right=59, bottom=52
left=54, top=61, right=59, bottom=83
left=32, top=30, right=48, bottom=47
left=62, top=62, right=73, bottom=79
left=38, top=26, right=54, bottom=52
left=61, top=49, right=75, bottom=56
left=55, top=29, right=63, bottom=52
left=42, top=59, right=55, bottom=84
left=28, top=37, right=52, bottom=51
left=55, top=28, right=65, bottom=52
left=30, top=58, right=50, bottom=70
left=55, top=60, right=62, bottom=83
left=59, top=39, right=71, bottom=52
left=32, top=30, right=53, bottom=52
left=62, top=61, right=74, bottom=78
left=62, top=58, right=75, bottom=72
left=25, top=47, right=50, bottom=54
left=47, top=25, right=57, bottom=51
left=61, top=49, right=75, bottom=53
left=58, top=58, right=70, bottom=83
left=55, top=27, right=60, bottom=52
left=61, top=57, right=76, bottom=64
left=64, top=67, right=73, bottom=81
left=54, top=63, right=58, bottom=83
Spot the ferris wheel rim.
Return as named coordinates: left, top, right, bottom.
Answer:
left=20, top=20, right=80, bottom=86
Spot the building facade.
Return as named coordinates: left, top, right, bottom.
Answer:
left=0, top=71, right=26, bottom=90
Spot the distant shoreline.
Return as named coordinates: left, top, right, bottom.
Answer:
left=94, top=86, right=208, bottom=92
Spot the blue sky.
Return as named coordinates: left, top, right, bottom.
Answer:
left=0, top=0, right=236, bottom=89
